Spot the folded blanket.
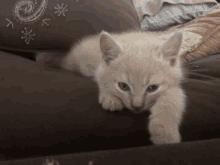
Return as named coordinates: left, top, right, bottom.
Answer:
left=133, top=0, right=217, bottom=19
left=141, top=2, right=216, bottom=31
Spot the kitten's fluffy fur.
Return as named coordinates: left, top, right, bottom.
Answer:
left=36, top=30, right=186, bottom=145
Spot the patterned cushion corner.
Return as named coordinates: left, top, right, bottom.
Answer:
left=177, top=4, right=220, bottom=62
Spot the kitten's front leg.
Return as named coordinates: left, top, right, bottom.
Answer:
left=99, top=92, right=123, bottom=111
left=148, top=88, right=185, bottom=145
left=149, top=120, right=181, bottom=144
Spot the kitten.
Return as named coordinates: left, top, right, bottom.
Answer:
left=36, top=30, right=186, bottom=145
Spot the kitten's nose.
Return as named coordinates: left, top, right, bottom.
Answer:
left=131, top=97, right=144, bottom=111
left=131, top=104, right=144, bottom=111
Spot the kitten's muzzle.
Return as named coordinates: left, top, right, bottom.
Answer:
left=131, top=104, right=144, bottom=111
left=131, top=97, right=144, bottom=111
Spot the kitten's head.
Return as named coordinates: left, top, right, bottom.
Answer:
left=95, top=31, right=184, bottom=113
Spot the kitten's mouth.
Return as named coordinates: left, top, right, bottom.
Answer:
left=131, top=100, right=157, bottom=114
left=130, top=108, right=148, bottom=114
left=132, top=110, right=144, bottom=114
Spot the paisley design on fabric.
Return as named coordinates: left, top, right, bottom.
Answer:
left=43, top=159, right=59, bottom=165
left=42, top=18, right=50, bottom=26
left=21, top=27, right=35, bottom=44
left=13, top=0, right=48, bottom=24
left=5, top=18, right=14, bottom=28
left=54, top=4, right=68, bottom=17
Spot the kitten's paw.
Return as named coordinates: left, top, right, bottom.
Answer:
left=99, top=94, right=123, bottom=111
left=149, top=123, right=181, bottom=145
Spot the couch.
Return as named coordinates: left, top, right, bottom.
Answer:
left=1, top=0, right=220, bottom=164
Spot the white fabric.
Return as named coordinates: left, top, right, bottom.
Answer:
left=133, top=0, right=217, bottom=19
left=141, top=3, right=216, bottom=31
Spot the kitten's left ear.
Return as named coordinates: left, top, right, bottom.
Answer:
left=160, top=32, right=183, bottom=67
left=99, top=31, right=123, bottom=65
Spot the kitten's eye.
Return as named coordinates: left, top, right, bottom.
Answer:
left=147, top=84, right=159, bottom=92
left=118, top=82, right=130, bottom=91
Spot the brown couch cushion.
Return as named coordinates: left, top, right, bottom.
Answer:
left=0, top=0, right=140, bottom=52
left=3, top=138, right=220, bottom=165
left=1, top=50, right=220, bottom=160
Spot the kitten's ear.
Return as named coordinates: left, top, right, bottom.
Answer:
left=100, top=31, right=123, bottom=65
left=160, top=32, right=183, bottom=67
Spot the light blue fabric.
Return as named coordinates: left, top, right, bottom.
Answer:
left=141, top=3, right=216, bottom=31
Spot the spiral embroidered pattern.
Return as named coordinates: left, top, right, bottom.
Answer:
left=13, top=0, right=48, bottom=24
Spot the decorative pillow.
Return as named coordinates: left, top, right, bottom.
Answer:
left=162, top=3, right=220, bottom=62
left=0, top=0, right=140, bottom=52
left=134, top=0, right=217, bottom=31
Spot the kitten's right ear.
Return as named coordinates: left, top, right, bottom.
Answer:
left=160, top=32, right=183, bottom=67
left=99, top=31, right=123, bottom=65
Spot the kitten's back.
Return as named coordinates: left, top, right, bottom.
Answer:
left=61, top=34, right=101, bottom=77
left=61, top=30, right=173, bottom=77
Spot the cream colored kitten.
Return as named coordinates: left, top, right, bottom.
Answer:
left=36, top=30, right=186, bottom=145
